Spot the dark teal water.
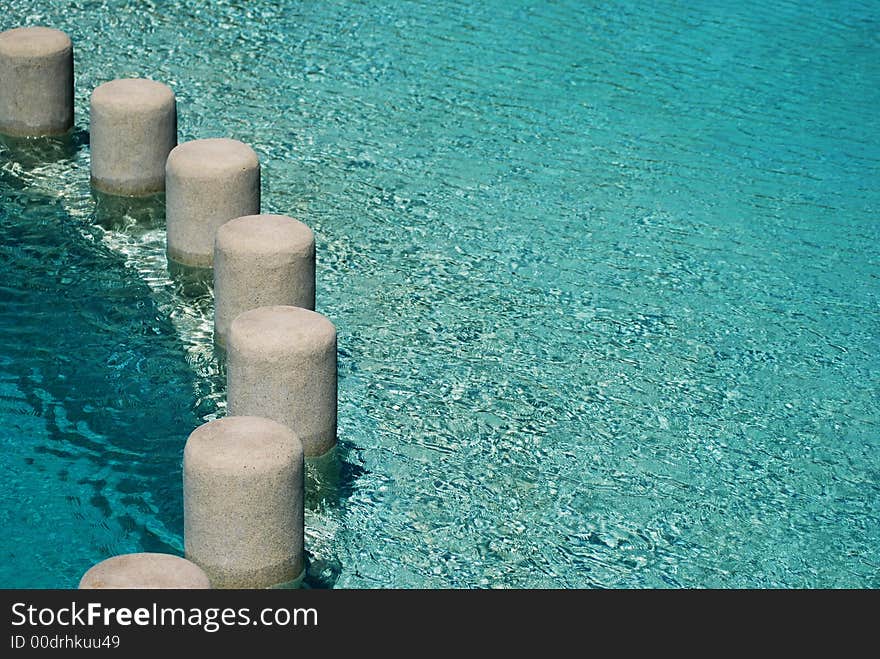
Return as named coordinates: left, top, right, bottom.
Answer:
left=0, top=0, right=877, bottom=588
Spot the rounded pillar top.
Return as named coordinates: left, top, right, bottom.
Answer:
left=216, top=214, right=314, bottom=258
left=229, top=305, right=336, bottom=357
left=184, top=415, right=303, bottom=474
left=78, top=553, right=211, bottom=589
left=91, top=78, right=175, bottom=112
left=166, top=138, right=259, bottom=179
left=0, top=26, right=71, bottom=58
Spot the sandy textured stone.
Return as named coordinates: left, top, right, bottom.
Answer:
left=228, top=306, right=337, bottom=457
left=214, top=214, right=315, bottom=347
left=0, top=27, right=73, bottom=136
left=183, top=416, right=304, bottom=589
left=166, top=138, right=260, bottom=267
left=79, top=553, right=211, bottom=589
left=90, top=78, right=177, bottom=196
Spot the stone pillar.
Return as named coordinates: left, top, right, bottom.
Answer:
left=183, top=415, right=304, bottom=588
left=78, top=553, right=211, bottom=589
left=213, top=214, right=315, bottom=347
left=165, top=138, right=260, bottom=268
left=227, top=306, right=337, bottom=457
left=89, top=78, right=176, bottom=196
left=0, top=26, right=73, bottom=137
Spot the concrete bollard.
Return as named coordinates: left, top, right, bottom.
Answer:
left=0, top=27, right=73, bottom=137
left=78, top=553, right=211, bottom=589
left=90, top=78, right=177, bottom=196
left=166, top=138, right=260, bottom=268
left=183, top=416, right=304, bottom=589
left=213, top=214, right=315, bottom=348
left=227, top=306, right=337, bottom=457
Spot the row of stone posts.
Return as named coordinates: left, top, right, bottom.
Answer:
left=1, top=26, right=336, bottom=589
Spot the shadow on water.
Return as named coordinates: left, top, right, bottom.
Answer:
left=1, top=156, right=366, bottom=586
left=0, top=128, right=88, bottom=169
left=302, top=552, right=344, bottom=589
left=306, top=445, right=366, bottom=511
left=0, top=165, right=212, bottom=578
left=301, top=445, right=366, bottom=589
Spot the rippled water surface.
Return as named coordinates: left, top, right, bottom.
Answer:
left=1, top=0, right=878, bottom=588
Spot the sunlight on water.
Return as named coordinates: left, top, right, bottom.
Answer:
left=0, top=0, right=877, bottom=588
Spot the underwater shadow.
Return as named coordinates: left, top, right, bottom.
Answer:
left=167, top=259, right=214, bottom=300
left=0, top=168, right=210, bottom=570
left=0, top=127, right=88, bottom=169
left=302, top=551, right=344, bottom=589
left=92, top=187, right=165, bottom=232
left=305, top=445, right=367, bottom=511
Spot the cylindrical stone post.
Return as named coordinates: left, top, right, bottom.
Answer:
left=228, top=306, right=337, bottom=457
left=183, top=416, right=304, bottom=589
left=0, top=27, right=73, bottom=136
left=166, top=138, right=260, bottom=268
left=78, top=553, right=211, bottom=589
left=89, top=78, right=177, bottom=196
left=214, top=214, right=315, bottom=348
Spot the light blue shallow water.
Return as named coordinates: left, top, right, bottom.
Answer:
left=0, top=0, right=877, bottom=588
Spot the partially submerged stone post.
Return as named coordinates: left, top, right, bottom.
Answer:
left=166, top=138, right=260, bottom=268
left=183, top=415, right=304, bottom=588
left=79, top=553, right=211, bottom=589
left=90, top=78, right=176, bottom=196
left=0, top=27, right=73, bottom=137
left=213, top=214, right=315, bottom=348
left=227, top=306, right=337, bottom=458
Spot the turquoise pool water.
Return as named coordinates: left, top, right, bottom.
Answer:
left=0, top=0, right=877, bottom=588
